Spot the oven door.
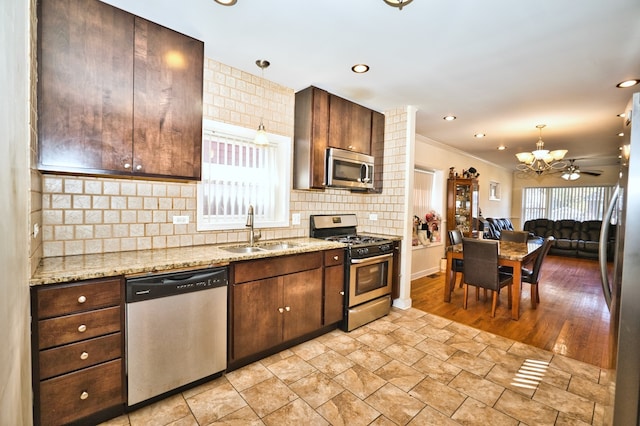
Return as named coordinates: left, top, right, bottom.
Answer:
left=348, top=253, right=393, bottom=307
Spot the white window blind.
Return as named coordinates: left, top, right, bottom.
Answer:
left=413, top=168, right=435, bottom=220
left=522, top=186, right=615, bottom=223
left=197, top=121, right=290, bottom=230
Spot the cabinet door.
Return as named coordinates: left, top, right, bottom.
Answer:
left=232, top=278, right=283, bottom=361
left=38, top=0, right=134, bottom=174
left=282, top=268, right=323, bottom=341
left=328, top=94, right=372, bottom=154
left=132, top=18, right=203, bottom=180
left=293, top=86, right=330, bottom=190
left=323, top=265, right=345, bottom=325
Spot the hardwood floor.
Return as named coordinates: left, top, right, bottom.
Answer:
left=410, top=254, right=613, bottom=369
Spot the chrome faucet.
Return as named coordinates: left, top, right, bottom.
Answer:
left=246, top=205, right=261, bottom=246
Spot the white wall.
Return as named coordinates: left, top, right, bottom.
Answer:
left=0, top=0, right=33, bottom=423
left=411, top=134, right=513, bottom=279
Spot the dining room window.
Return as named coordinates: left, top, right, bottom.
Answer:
left=413, top=168, right=436, bottom=219
left=197, top=120, right=291, bottom=230
left=522, top=185, right=616, bottom=223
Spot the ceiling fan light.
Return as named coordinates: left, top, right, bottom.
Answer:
left=562, top=172, right=580, bottom=181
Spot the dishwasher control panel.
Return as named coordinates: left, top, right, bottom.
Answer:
left=126, top=267, right=228, bottom=302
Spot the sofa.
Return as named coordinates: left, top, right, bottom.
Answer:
left=523, top=218, right=616, bottom=260
left=483, top=217, right=516, bottom=240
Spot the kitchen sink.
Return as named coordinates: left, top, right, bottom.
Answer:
left=260, top=242, right=299, bottom=250
left=220, top=246, right=266, bottom=254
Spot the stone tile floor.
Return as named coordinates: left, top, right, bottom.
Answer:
left=102, top=308, right=612, bottom=425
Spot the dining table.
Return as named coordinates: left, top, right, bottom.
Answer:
left=444, top=239, right=543, bottom=320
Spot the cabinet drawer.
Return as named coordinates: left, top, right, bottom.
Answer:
left=38, top=306, right=121, bottom=350
left=37, top=277, right=122, bottom=319
left=39, top=359, right=123, bottom=426
left=234, top=252, right=322, bottom=284
left=39, top=332, right=122, bottom=380
left=324, top=249, right=345, bottom=267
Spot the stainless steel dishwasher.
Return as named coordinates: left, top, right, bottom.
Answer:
left=125, top=266, right=228, bottom=406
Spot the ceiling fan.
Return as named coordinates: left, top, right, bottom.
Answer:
left=560, top=159, right=603, bottom=180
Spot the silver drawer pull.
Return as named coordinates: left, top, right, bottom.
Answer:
left=135, top=164, right=142, bottom=171
left=80, top=351, right=89, bottom=360
left=78, top=295, right=87, bottom=304
left=80, top=391, right=89, bottom=400
left=285, top=306, right=291, bottom=312
left=78, top=324, right=87, bottom=333
left=124, top=163, right=131, bottom=169
left=278, top=307, right=284, bottom=313
left=333, top=255, right=339, bottom=261
left=339, top=291, right=345, bottom=296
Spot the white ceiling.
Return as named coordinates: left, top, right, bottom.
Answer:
left=103, top=0, right=640, bottom=171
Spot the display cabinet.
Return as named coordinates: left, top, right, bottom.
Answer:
left=446, top=177, right=479, bottom=239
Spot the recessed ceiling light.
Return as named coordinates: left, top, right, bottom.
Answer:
left=214, top=0, right=237, bottom=4
left=351, top=64, right=370, bottom=73
left=474, top=133, right=486, bottom=138
left=617, top=113, right=626, bottom=118
left=616, top=79, right=640, bottom=88
left=443, top=115, right=456, bottom=121
left=497, top=145, right=506, bottom=150
left=618, top=132, right=625, bottom=137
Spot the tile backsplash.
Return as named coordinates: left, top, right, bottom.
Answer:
left=40, top=59, right=408, bottom=258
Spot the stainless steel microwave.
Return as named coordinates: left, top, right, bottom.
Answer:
left=325, top=147, right=374, bottom=189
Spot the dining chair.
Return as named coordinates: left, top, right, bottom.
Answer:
left=461, top=238, right=513, bottom=317
left=447, top=229, right=464, bottom=290
left=500, top=230, right=529, bottom=243
left=521, top=236, right=554, bottom=309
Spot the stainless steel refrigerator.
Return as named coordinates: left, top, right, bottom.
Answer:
left=600, top=91, right=640, bottom=425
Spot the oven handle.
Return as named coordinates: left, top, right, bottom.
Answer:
left=351, top=253, right=393, bottom=264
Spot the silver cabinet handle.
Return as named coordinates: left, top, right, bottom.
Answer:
left=333, top=255, right=339, bottom=261
left=285, top=306, right=291, bottom=312
left=124, top=163, right=131, bottom=169
left=80, top=351, right=89, bottom=360
left=77, top=324, right=87, bottom=333
left=77, top=295, right=86, bottom=304
left=80, top=391, right=89, bottom=400
left=339, top=291, right=344, bottom=296
left=278, top=307, right=284, bottom=313
left=135, top=164, right=142, bottom=171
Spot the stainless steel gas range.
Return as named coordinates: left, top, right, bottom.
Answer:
left=310, top=214, right=395, bottom=331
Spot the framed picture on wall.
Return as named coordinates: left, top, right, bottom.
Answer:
left=489, top=181, right=501, bottom=201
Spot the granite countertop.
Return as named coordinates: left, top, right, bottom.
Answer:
left=30, top=237, right=346, bottom=286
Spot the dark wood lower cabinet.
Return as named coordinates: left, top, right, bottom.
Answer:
left=39, top=359, right=123, bottom=426
left=230, top=251, right=342, bottom=368
left=31, top=277, right=125, bottom=426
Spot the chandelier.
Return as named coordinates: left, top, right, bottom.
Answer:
left=384, top=0, right=413, bottom=10
left=515, top=124, right=568, bottom=175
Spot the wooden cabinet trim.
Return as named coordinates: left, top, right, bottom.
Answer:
left=38, top=306, right=121, bottom=350
left=36, top=277, right=122, bottom=319
left=233, top=252, right=322, bottom=284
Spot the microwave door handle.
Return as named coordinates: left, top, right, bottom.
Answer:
left=361, top=163, right=371, bottom=183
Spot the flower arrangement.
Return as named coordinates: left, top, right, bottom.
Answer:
left=424, top=210, right=442, bottom=242
left=424, top=210, right=441, bottom=224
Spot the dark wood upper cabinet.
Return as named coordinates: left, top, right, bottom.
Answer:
left=294, top=86, right=385, bottom=190
left=328, top=94, right=372, bottom=155
left=37, top=0, right=203, bottom=180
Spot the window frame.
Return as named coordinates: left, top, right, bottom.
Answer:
left=521, top=185, right=616, bottom=223
left=196, top=120, right=291, bottom=231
